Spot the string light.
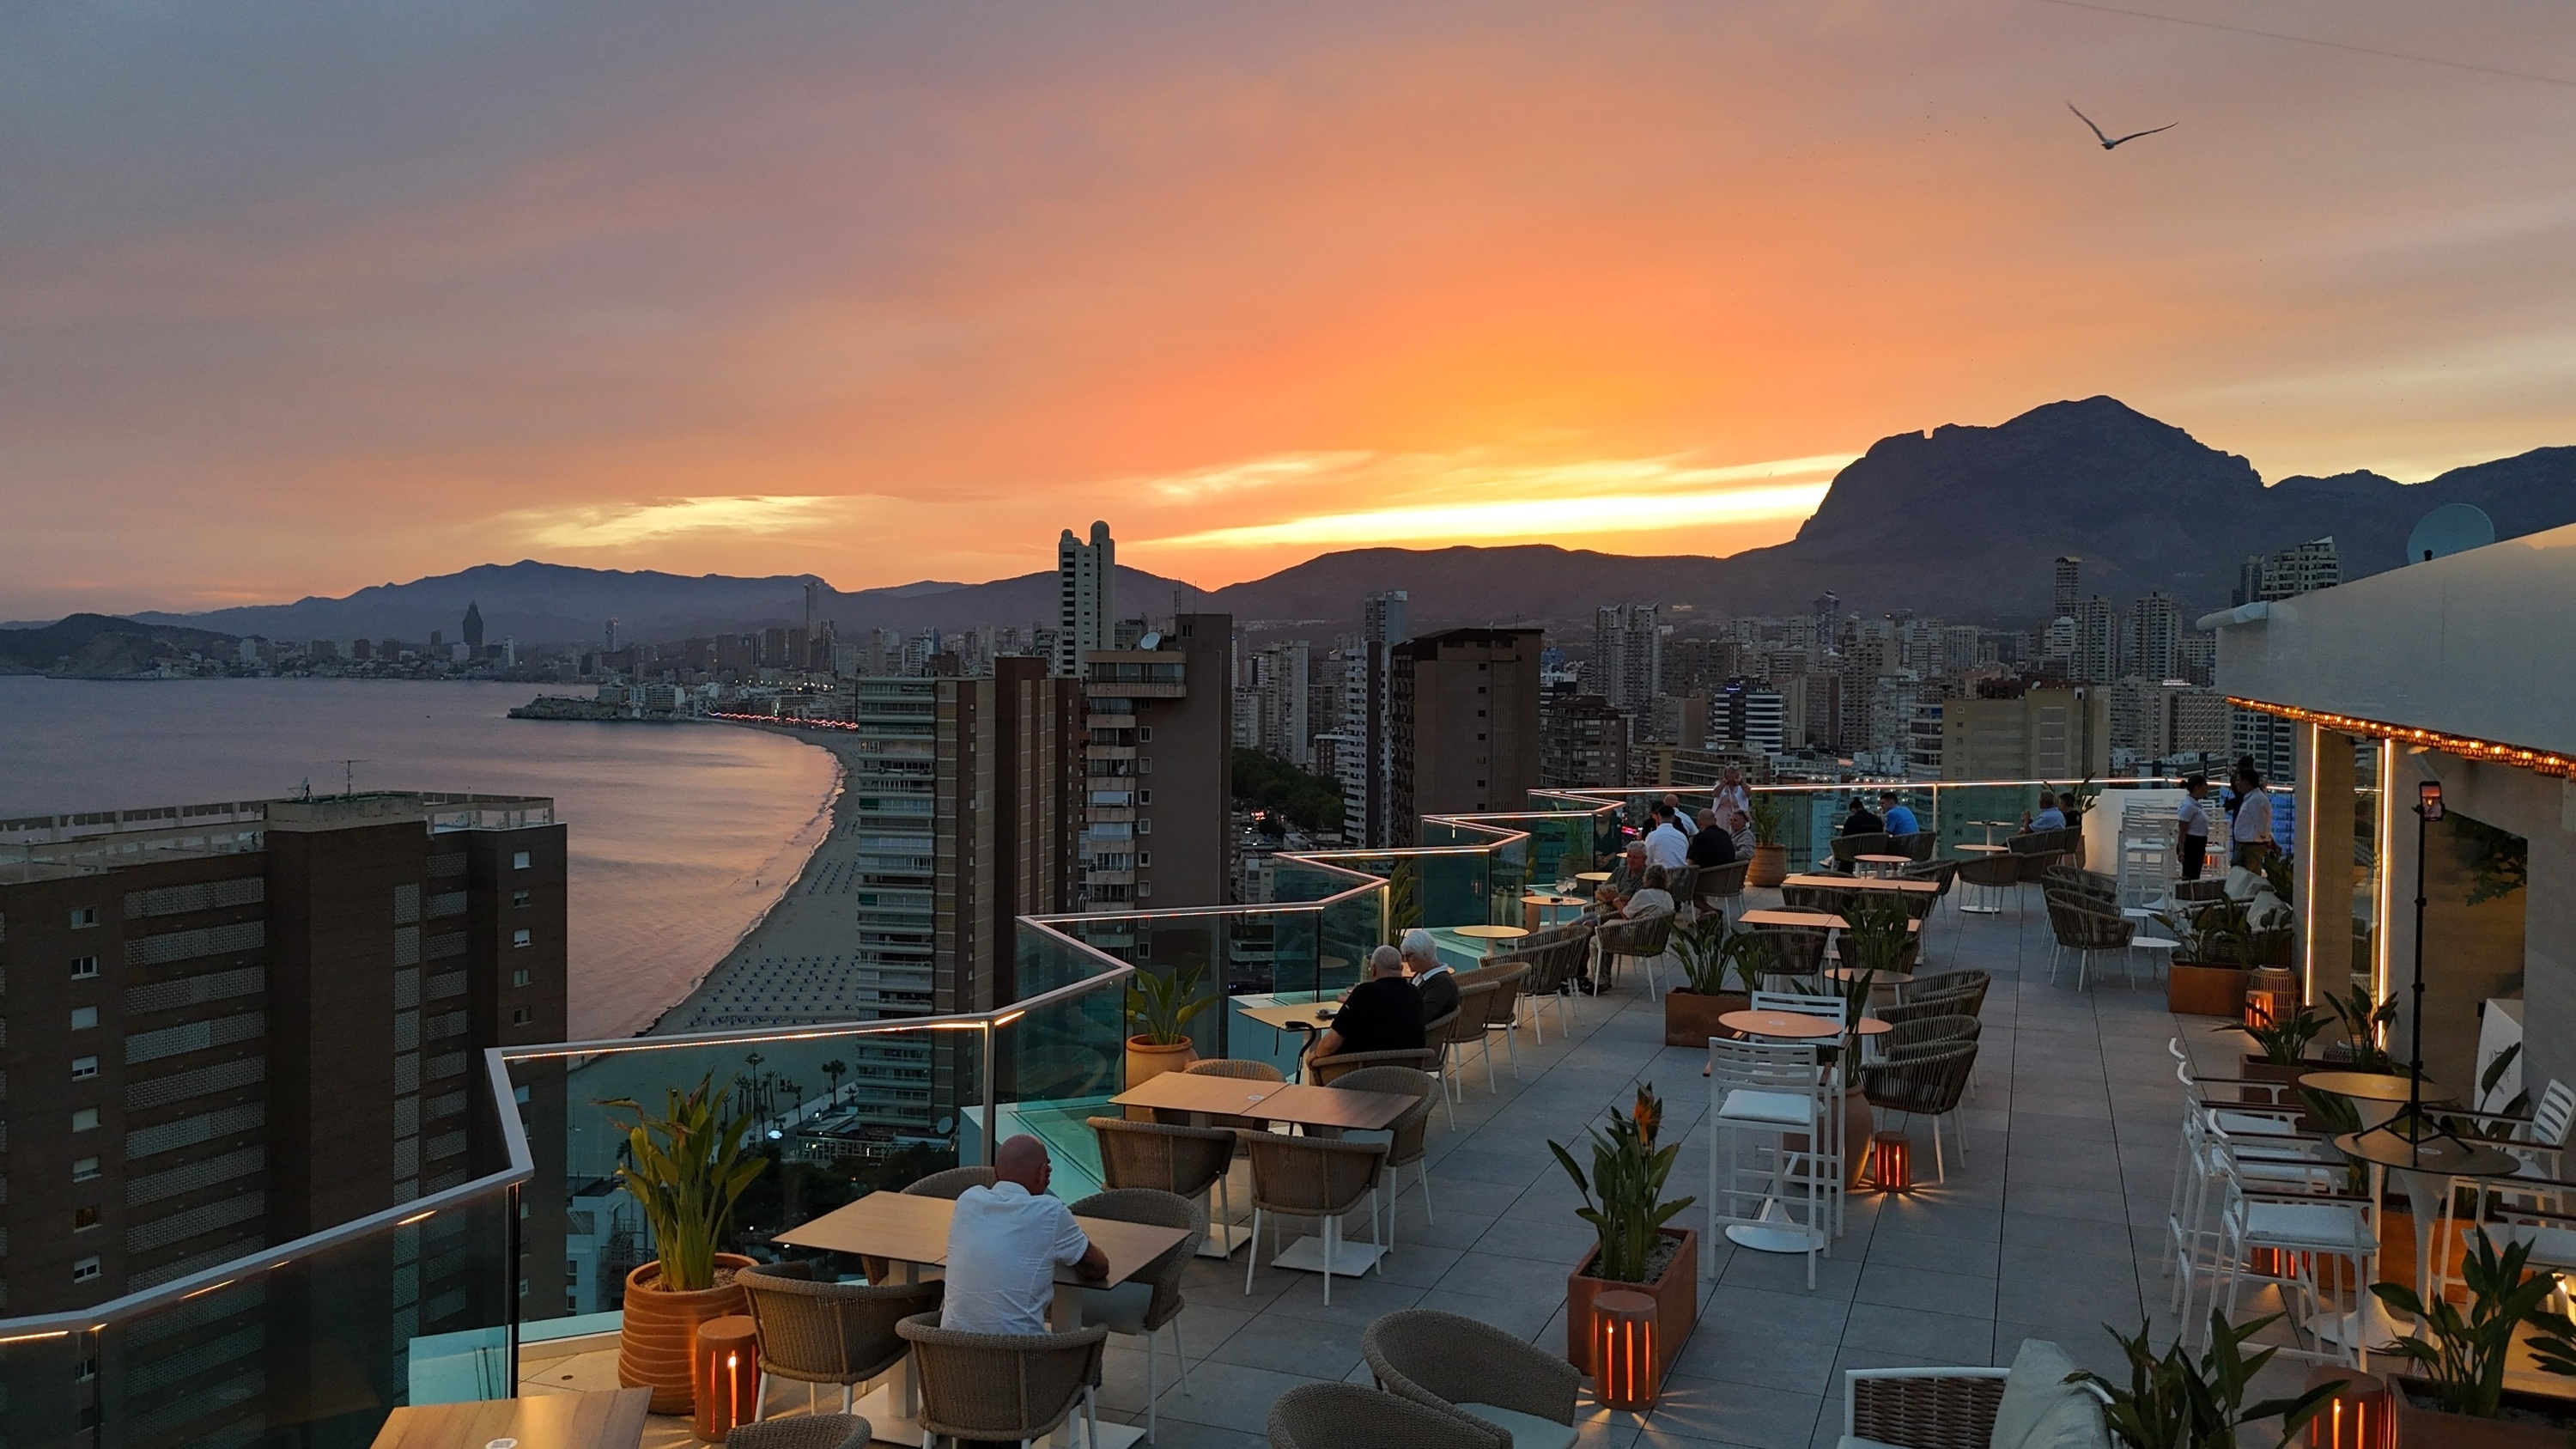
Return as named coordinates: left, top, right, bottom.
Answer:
left=2229, top=699, right=2574, bottom=779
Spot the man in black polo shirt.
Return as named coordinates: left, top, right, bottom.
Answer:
left=1305, top=946, right=1425, bottom=1068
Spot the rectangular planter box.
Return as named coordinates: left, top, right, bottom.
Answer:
left=2168, top=962, right=2248, bottom=1018
left=2390, top=1374, right=2576, bottom=1447
left=1665, top=989, right=1748, bottom=1047
left=1565, top=1227, right=1699, bottom=1383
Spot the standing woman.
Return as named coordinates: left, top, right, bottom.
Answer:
left=2175, top=773, right=2213, bottom=880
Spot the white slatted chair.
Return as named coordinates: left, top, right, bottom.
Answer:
left=1705, top=1037, right=1834, bottom=1290
left=2206, top=1123, right=2376, bottom=1367
left=2429, top=1078, right=2576, bottom=1300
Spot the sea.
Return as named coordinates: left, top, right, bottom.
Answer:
left=0, top=677, right=840, bottom=1039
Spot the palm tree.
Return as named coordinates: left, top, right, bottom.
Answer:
left=821, top=1059, right=848, bottom=1103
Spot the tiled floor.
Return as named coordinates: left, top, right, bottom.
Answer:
left=597, top=883, right=2286, bottom=1448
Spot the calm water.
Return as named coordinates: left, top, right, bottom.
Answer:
left=0, top=678, right=839, bottom=1038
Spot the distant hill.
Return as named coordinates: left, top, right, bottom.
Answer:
left=57, top=396, right=2576, bottom=642
left=0, top=614, right=238, bottom=678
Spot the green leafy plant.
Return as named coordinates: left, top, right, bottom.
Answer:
left=2233, top=1003, right=2327, bottom=1068
left=2158, top=897, right=2257, bottom=967
left=1748, top=793, right=1789, bottom=848
left=2255, top=849, right=2294, bottom=904
left=2321, top=985, right=2394, bottom=1072
left=1550, top=1085, right=1695, bottom=1284
left=2073, top=1311, right=2338, bottom=1449
left=2370, top=1228, right=2569, bottom=1418
left=1125, top=963, right=1217, bottom=1045
left=1672, top=914, right=1749, bottom=995
left=602, top=1075, right=769, bottom=1293
left=1841, top=893, right=1917, bottom=978
left=1385, top=859, right=1423, bottom=934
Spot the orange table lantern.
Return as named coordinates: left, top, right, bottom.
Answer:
left=2303, top=1367, right=2389, bottom=1449
left=1867, top=1130, right=1912, bottom=1192
left=692, top=1314, right=762, bottom=1442
left=1589, top=1289, right=1661, bottom=1410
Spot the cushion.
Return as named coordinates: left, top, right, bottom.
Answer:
left=1717, top=1088, right=1815, bottom=1127
left=2017, top=1388, right=2111, bottom=1449
left=1458, top=1403, right=1578, bottom=1449
left=1989, top=1338, right=2081, bottom=1449
left=1840, top=1439, right=1911, bottom=1449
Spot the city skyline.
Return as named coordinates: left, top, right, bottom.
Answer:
left=8, top=3, right=2576, bottom=618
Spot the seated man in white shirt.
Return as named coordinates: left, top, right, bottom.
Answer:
left=942, top=1135, right=1109, bottom=1339
left=1643, top=804, right=1692, bottom=870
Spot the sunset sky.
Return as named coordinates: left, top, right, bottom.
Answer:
left=6, top=2, right=2573, bottom=618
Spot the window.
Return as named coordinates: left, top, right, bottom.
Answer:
left=513, top=890, right=532, bottom=909
left=72, top=1257, right=101, bottom=1284
left=1137, top=852, right=1151, bottom=868
left=73, top=1207, right=100, bottom=1232
left=71, top=1108, right=99, bottom=1133
left=1137, top=819, right=1152, bottom=834
left=73, top=1157, right=100, bottom=1182
left=1139, top=727, right=1153, bottom=743
left=512, top=850, right=532, bottom=870
left=512, top=928, right=532, bottom=948
left=70, top=955, right=98, bottom=978
left=1138, top=757, right=1152, bottom=773
left=70, top=906, right=97, bottom=929
left=510, top=1006, right=533, bottom=1026
left=70, top=1006, right=97, bottom=1031
left=1139, top=790, right=1152, bottom=806
left=512, top=967, right=532, bottom=988
left=71, top=1056, right=97, bottom=1081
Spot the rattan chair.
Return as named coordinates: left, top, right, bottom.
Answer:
left=857, top=1166, right=996, bottom=1282
left=1831, top=831, right=1891, bottom=868
left=1468, top=965, right=1529, bottom=1087
left=2044, top=863, right=2117, bottom=907
left=895, top=1312, right=1106, bottom=1449
left=1088, top=1117, right=1239, bottom=1261
left=1593, top=910, right=1674, bottom=995
left=724, top=1413, right=872, bottom=1449
left=1862, top=1040, right=1978, bottom=1181
left=1781, top=881, right=1853, bottom=914
left=1242, top=1134, right=1387, bottom=1305
left=1743, top=922, right=1830, bottom=989
left=1362, top=1307, right=1579, bottom=1449
left=2045, top=893, right=2135, bottom=991
left=1431, top=983, right=1500, bottom=1112
left=1321, top=1065, right=1436, bottom=1244
left=2010, top=828, right=2071, bottom=882
left=1952, top=852, right=2023, bottom=917
left=1266, top=1382, right=1502, bottom=1449
left=1665, top=864, right=1701, bottom=916
left=1880, top=1014, right=1980, bottom=1052
left=1309, top=1047, right=1439, bottom=1085
left=1697, top=857, right=1751, bottom=921
left=1069, top=1188, right=1205, bottom=1443
left=1907, top=968, right=1990, bottom=1014
left=737, top=1262, right=942, bottom=1420
left=1843, top=1367, right=2008, bottom=1449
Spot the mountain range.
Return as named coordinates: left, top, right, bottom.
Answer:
left=21, top=396, right=2576, bottom=648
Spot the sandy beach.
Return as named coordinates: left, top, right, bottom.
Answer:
left=644, top=728, right=870, bottom=1035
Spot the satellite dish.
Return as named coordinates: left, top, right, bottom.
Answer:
left=1136, top=631, right=1162, bottom=650
left=2407, top=503, right=2494, bottom=564
left=934, top=1114, right=956, bottom=1135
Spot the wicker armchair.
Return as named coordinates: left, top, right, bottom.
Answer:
left=1844, top=1367, right=2008, bottom=1449
left=1267, top=1382, right=1502, bottom=1449
left=895, top=1312, right=1106, bottom=1449
left=1901, top=830, right=1937, bottom=862
left=2045, top=895, right=2135, bottom=991
left=1593, top=910, right=1673, bottom=994
left=1880, top=1014, right=1979, bottom=1052
left=1321, top=1064, right=1436, bottom=1244
left=1243, top=1135, right=1387, bottom=1305
left=737, top=1262, right=942, bottom=1419
left=1831, top=831, right=1891, bottom=868
left=2044, top=864, right=2117, bottom=906
left=1069, top=1188, right=1205, bottom=1442
left=1953, top=853, right=2023, bottom=916
left=1088, top=1117, right=1238, bottom=1260
left=1468, top=965, right=1529, bottom=1087
left=1178, top=1057, right=1285, bottom=1132
left=1665, top=863, right=1701, bottom=913
left=1433, top=982, right=1500, bottom=1110
left=725, top=1414, right=872, bottom=1449
left=1742, top=922, right=1830, bottom=988
left=859, top=1166, right=995, bottom=1282
left=1362, top=1308, right=1579, bottom=1449
left=1862, top=1040, right=1978, bottom=1180
left=1908, top=968, right=1990, bottom=1014
left=2010, top=827, right=2074, bottom=882
left=1781, top=881, right=1853, bottom=914
left=1309, top=1047, right=1439, bottom=1085
left=1697, top=857, right=1751, bottom=917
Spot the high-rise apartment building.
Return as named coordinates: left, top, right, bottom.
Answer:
left=2052, top=557, right=2082, bottom=618
left=0, top=793, right=568, bottom=1446
left=2234, top=537, right=2344, bottom=606
left=1389, top=628, right=1544, bottom=844
left=1081, top=614, right=1233, bottom=910
left=1055, top=521, right=1116, bottom=677
left=2069, top=597, right=2117, bottom=684
left=1589, top=605, right=1662, bottom=716
left=1939, top=686, right=2110, bottom=780
left=1539, top=691, right=1630, bottom=788
left=1714, top=679, right=1786, bottom=757
left=2123, top=593, right=2184, bottom=682
left=461, top=602, right=485, bottom=654
left=1335, top=593, right=1408, bottom=849
left=2111, top=680, right=2230, bottom=762
left=1248, top=640, right=1312, bottom=770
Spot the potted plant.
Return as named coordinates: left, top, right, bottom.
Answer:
left=2372, top=1229, right=2576, bottom=1446
left=604, top=1075, right=769, bottom=1415
left=1125, top=961, right=1216, bottom=1090
left=2320, top=984, right=2396, bottom=1070
left=2073, top=1310, right=2339, bottom=1448
left=1552, top=1086, right=1698, bottom=1385
left=1663, top=915, right=1754, bottom=1046
left=2159, top=897, right=2257, bottom=1019
left=1746, top=794, right=1791, bottom=888
left=2233, top=1002, right=2328, bottom=1086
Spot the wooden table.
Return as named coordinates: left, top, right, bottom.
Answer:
left=1573, top=872, right=1613, bottom=886
left=372, top=1388, right=649, bottom=1449
left=1971, top=820, right=2013, bottom=844
left=774, top=1192, right=1194, bottom=1447
left=1826, top=967, right=1913, bottom=989
left=1105, top=1076, right=1414, bottom=1133
left=1719, top=1009, right=1844, bottom=1041
left=1855, top=854, right=1913, bottom=876
left=1737, top=908, right=1919, bottom=934
left=1110, top=1070, right=1287, bottom=1117
left=1783, top=874, right=1938, bottom=895
left=1238, top=1000, right=1340, bottom=1036
left=1522, top=893, right=1586, bottom=931
left=1451, top=923, right=1529, bottom=955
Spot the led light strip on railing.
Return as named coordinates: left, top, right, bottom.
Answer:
left=2230, top=697, right=2576, bottom=779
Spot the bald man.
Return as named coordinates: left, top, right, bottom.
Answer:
left=941, top=1135, right=1109, bottom=1337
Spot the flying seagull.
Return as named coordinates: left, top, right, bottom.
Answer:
left=2069, top=103, right=2175, bottom=149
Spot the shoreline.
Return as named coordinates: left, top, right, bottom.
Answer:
left=641, top=724, right=865, bottom=1036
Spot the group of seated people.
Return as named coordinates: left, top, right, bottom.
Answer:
left=1836, top=788, right=1922, bottom=840
left=1302, top=928, right=1459, bottom=1067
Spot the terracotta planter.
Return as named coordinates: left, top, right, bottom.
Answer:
left=2167, top=961, right=2248, bottom=1019
left=1565, top=1227, right=1699, bottom=1384
left=1747, top=843, right=1789, bottom=889
left=2389, top=1375, right=2576, bottom=1448
left=618, top=1252, right=754, bottom=1415
left=1665, top=989, right=1748, bottom=1047
left=1125, top=1037, right=1197, bottom=1091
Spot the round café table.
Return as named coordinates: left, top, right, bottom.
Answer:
left=1855, top=854, right=1912, bottom=878
left=1452, top=923, right=1530, bottom=957
left=2300, top=1070, right=2452, bottom=1347
left=1971, top=820, right=2013, bottom=845
left=2333, top=1129, right=2519, bottom=1343
left=1574, top=872, right=1613, bottom=886
left=1522, top=893, right=1586, bottom=932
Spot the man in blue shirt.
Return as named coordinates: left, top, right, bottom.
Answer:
left=2022, top=790, right=2068, bottom=833
left=1879, top=791, right=1919, bottom=839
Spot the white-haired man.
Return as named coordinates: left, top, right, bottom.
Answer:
left=1400, top=927, right=1459, bottom=1024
